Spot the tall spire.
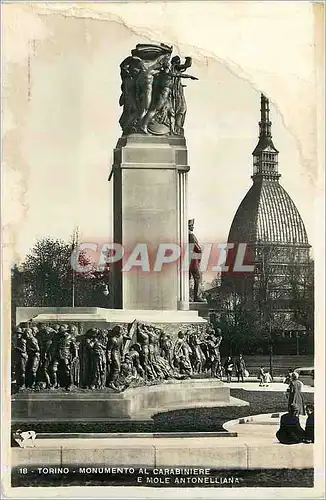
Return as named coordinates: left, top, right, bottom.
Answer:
left=259, top=94, right=272, bottom=138
left=252, top=93, right=280, bottom=181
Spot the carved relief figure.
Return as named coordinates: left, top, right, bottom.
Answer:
left=14, top=328, right=28, bottom=389
left=106, top=326, right=124, bottom=390
left=50, top=324, right=78, bottom=390
left=12, top=319, right=223, bottom=393
left=173, top=331, right=193, bottom=376
left=137, top=323, right=155, bottom=380
left=88, top=329, right=107, bottom=389
left=188, top=326, right=206, bottom=374
left=25, top=328, right=40, bottom=389
left=37, top=326, right=55, bottom=389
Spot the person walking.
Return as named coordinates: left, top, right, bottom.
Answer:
left=235, top=353, right=246, bottom=382
left=258, top=367, right=266, bottom=387
left=287, top=371, right=305, bottom=415
left=224, top=356, right=233, bottom=383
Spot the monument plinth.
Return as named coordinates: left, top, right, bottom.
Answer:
left=12, top=379, right=238, bottom=423
left=110, top=134, right=189, bottom=312
left=13, top=44, right=229, bottom=428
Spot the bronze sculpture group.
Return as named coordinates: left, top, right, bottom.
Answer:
left=12, top=322, right=222, bottom=393
left=11, top=44, right=216, bottom=395
left=119, top=43, right=198, bottom=136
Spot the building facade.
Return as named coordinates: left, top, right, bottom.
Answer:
left=207, top=95, right=313, bottom=353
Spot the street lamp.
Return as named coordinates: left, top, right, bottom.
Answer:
left=269, top=315, right=273, bottom=379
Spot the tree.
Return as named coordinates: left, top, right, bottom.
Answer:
left=20, top=238, right=75, bottom=306
left=287, top=255, right=314, bottom=335
left=11, top=237, right=112, bottom=318
left=207, top=241, right=314, bottom=357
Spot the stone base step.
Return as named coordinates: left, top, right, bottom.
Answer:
left=35, top=431, right=237, bottom=439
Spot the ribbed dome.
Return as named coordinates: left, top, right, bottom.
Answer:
left=228, top=179, right=309, bottom=246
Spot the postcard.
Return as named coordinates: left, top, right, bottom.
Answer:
left=1, top=2, right=324, bottom=499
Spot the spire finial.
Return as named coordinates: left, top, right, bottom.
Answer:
left=259, top=93, right=272, bottom=138
left=260, top=94, right=270, bottom=123
left=252, top=93, right=280, bottom=181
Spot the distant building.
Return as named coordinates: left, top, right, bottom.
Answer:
left=207, top=94, right=313, bottom=347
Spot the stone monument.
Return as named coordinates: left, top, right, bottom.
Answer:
left=109, top=42, right=202, bottom=319
left=12, top=43, right=243, bottom=423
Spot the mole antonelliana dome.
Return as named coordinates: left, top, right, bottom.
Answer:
left=228, top=94, right=309, bottom=250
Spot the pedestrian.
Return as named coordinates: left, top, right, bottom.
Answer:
left=264, top=371, right=272, bottom=386
left=287, top=371, right=305, bottom=415
left=223, top=356, right=233, bottom=383
left=283, top=368, right=294, bottom=385
left=304, top=404, right=314, bottom=443
left=276, top=403, right=305, bottom=444
left=235, top=353, right=246, bottom=382
left=258, top=367, right=265, bottom=387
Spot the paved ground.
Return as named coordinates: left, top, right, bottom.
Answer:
left=17, top=383, right=314, bottom=446
left=223, top=413, right=308, bottom=439
left=224, top=381, right=314, bottom=392
left=11, top=383, right=315, bottom=488
left=152, top=384, right=314, bottom=433
left=12, top=382, right=314, bottom=436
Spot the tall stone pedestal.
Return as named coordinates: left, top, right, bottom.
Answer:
left=110, top=134, right=189, bottom=312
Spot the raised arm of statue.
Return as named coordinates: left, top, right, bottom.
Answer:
left=179, top=74, right=198, bottom=80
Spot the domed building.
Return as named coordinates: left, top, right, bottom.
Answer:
left=207, top=94, right=313, bottom=353
left=228, top=94, right=309, bottom=251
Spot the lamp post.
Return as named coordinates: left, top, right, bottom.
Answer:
left=296, top=331, right=299, bottom=356
left=72, top=269, right=75, bottom=307
left=269, top=314, right=274, bottom=380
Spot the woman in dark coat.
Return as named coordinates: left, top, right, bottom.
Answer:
left=304, top=404, right=314, bottom=443
left=276, top=403, right=305, bottom=444
left=287, top=371, right=305, bottom=415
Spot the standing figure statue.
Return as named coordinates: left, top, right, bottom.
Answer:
left=136, top=55, right=169, bottom=123
left=119, top=55, right=144, bottom=133
left=188, top=219, right=206, bottom=302
left=169, top=56, right=195, bottom=135
left=140, top=59, right=198, bottom=134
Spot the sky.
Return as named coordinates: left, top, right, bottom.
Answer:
left=3, top=5, right=317, bottom=281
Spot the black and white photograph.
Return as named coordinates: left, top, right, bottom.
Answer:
left=1, top=2, right=324, bottom=499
